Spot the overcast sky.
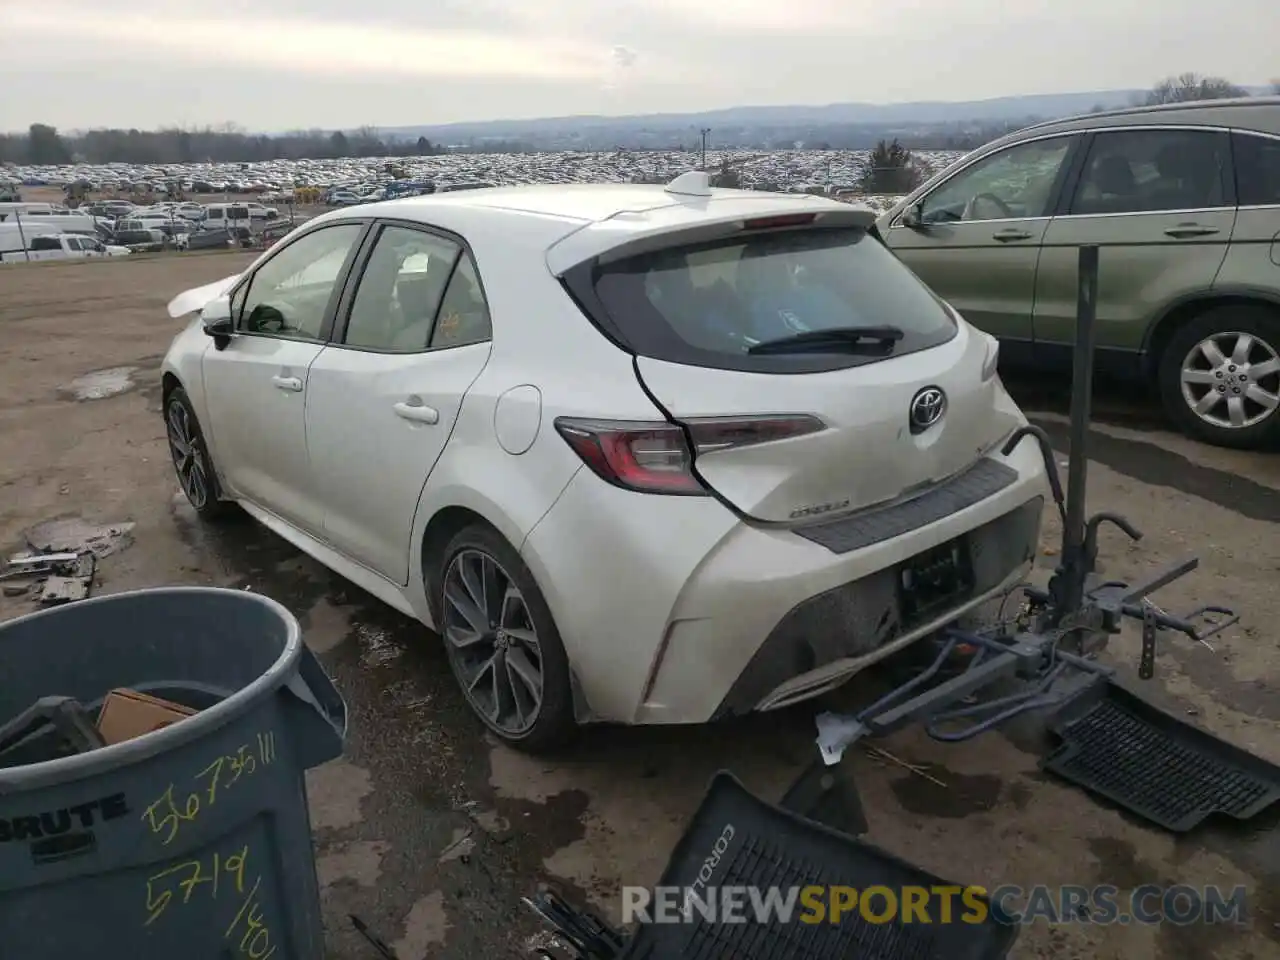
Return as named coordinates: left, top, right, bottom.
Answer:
left=1, top=0, right=1276, bottom=132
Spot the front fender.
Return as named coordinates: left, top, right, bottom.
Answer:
left=160, top=319, right=220, bottom=474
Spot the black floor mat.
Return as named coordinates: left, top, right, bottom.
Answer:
left=1042, top=681, right=1280, bottom=832
left=621, top=772, right=1017, bottom=960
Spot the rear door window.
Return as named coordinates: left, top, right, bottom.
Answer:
left=1232, top=133, right=1280, bottom=207
left=429, top=253, right=492, bottom=349
left=342, top=225, right=459, bottom=352
left=585, top=227, right=956, bottom=372
left=1069, top=129, right=1231, bottom=215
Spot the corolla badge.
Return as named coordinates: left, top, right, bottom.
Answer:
left=909, top=386, right=947, bottom=433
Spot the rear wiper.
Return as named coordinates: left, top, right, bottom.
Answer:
left=747, top=325, right=905, bottom=356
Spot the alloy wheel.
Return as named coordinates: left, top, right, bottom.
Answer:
left=1179, top=331, right=1280, bottom=430
left=166, top=399, right=210, bottom=509
left=441, top=549, right=544, bottom=736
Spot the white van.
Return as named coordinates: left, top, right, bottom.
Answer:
left=203, top=202, right=277, bottom=228
left=3, top=212, right=100, bottom=235
left=203, top=203, right=253, bottom=229
left=0, top=203, right=100, bottom=235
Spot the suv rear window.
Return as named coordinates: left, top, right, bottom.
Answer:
left=576, top=227, right=956, bottom=372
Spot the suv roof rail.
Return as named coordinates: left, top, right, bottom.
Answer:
left=1020, top=94, right=1280, bottom=133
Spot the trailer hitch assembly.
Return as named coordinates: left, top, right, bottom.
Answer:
left=814, top=246, right=1239, bottom=766
left=815, top=398, right=1239, bottom=764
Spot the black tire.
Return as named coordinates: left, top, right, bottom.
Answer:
left=436, top=524, right=576, bottom=752
left=1157, top=305, right=1280, bottom=450
left=164, top=386, right=235, bottom=520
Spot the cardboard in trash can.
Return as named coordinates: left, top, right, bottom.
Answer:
left=96, top=688, right=197, bottom=745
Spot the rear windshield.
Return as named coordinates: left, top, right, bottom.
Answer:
left=578, top=227, right=956, bottom=372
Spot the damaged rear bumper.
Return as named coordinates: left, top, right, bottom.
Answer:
left=715, top=496, right=1042, bottom=718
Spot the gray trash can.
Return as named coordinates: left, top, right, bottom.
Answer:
left=0, top=586, right=346, bottom=959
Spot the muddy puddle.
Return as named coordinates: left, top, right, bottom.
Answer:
left=59, top=366, right=138, bottom=401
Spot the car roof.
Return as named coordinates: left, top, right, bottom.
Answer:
left=309, top=179, right=876, bottom=274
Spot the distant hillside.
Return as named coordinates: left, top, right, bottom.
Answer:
left=379, top=87, right=1272, bottom=150
left=384, top=90, right=1138, bottom=140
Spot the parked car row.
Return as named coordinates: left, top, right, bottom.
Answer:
left=0, top=197, right=291, bottom=257
left=10, top=149, right=966, bottom=205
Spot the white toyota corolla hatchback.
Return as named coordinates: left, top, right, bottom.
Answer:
left=161, top=172, right=1048, bottom=750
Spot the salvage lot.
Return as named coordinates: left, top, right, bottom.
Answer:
left=1, top=256, right=1277, bottom=959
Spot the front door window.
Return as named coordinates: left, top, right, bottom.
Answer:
left=920, top=138, right=1074, bottom=224
left=234, top=224, right=363, bottom=341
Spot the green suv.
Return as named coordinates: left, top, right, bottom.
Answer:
left=877, top=97, right=1280, bottom=449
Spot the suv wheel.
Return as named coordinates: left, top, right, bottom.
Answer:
left=1158, top=305, right=1280, bottom=450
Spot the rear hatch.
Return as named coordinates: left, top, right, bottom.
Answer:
left=563, top=216, right=1018, bottom=523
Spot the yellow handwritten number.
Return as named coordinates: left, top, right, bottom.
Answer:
left=228, top=744, right=257, bottom=786
left=225, top=874, right=276, bottom=958
left=197, top=755, right=226, bottom=805
left=224, top=845, right=249, bottom=895
left=241, top=900, right=275, bottom=959
left=140, top=784, right=200, bottom=846
left=144, top=875, right=174, bottom=927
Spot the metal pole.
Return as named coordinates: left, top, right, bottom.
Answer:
left=700, top=128, right=710, bottom=170
left=1061, top=244, right=1099, bottom=610
left=15, top=209, right=29, bottom=262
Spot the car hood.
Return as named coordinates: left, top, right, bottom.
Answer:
left=166, top=273, right=241, bottom=318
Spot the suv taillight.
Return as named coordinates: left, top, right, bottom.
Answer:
left=554, top=414, right=825, bottom=495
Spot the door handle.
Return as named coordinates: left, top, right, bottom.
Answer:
left=394, top=400, right=439, bottom=424
left=271, top=375, right=303, bottom=392
left=1164, top=224, right=1220, bottom=238
left=992, top=229, right=1033, bottom=242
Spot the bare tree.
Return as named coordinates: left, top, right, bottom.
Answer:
left=1145, top=73, right=1248, bottom=105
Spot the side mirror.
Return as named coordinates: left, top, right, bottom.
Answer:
left=900, top=202, right=925, bottom=230
left=201, top=296, right=234, bottom=348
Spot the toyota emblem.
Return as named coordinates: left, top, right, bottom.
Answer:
left=909, top=387, right=947, bottom=433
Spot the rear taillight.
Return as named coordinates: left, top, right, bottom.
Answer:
left=555, top=414, right=826, bottom=495
left=555, top=419, right=704, bottom=494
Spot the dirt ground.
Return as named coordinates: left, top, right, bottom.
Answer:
left=1, top=256, right=1277, bottom=960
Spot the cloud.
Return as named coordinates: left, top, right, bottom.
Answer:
left=4, top=5, right=610, bottom=81
left=1, top=0, right=1277, bottom=131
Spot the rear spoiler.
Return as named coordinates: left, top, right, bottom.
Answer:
left=545, top=200, right=877, bottom=277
